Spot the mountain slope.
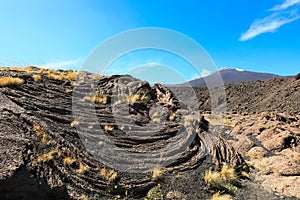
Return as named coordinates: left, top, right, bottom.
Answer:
left=185, top=68, right=292, bottom=87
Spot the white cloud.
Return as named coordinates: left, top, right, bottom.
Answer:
left=270, top=0, right=300, bottom=11
left=239, top=1, right=300, bottom=41
left=235, top=68, right=244, bottom=71
left=201, top=69, right=212, bottom=77
left=141, top=62, right=160, bottom=67
left=34, top=58, right=82, bottom=69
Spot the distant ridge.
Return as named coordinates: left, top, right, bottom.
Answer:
left=182, top=68, right=293, bottom=87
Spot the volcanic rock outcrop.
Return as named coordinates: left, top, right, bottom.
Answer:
left=0, top=68, right=244, bottom=200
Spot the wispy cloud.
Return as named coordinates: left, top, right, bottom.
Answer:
left=239, top=0, right=300, bottom=41
left=200, top=69, right=211, bottom=77
left=34, top=58, right=82, bottom=69
left=270, top=0, right=300, bottom=11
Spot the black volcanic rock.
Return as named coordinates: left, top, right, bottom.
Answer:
left=0, top=69, right=245, bottom=200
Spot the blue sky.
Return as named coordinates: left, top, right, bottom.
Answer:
left=0, top=0, right=300, bottom=83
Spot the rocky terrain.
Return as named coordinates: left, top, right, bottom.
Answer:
left=0, top=67, right=299, bottom=200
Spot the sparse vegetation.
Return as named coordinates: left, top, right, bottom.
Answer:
left=47, top=72, right=65, bottom=80
left=146, top=183, right=163, bottom=200
left=84, top=91, right=108, bottom=104
left=33, top=124, right=43, bottom=137
left=46, top=70, right=79, bottom=81
left=241, top=171, right=250, bottom=178
left=65, top=88, right=73, bottom=93
left=220, top=163, right=237, bottom=184
left=33, top=123, right=50, bottom=144
left=80, top=194, right=89, bottom=200
left=37, top=149, right=58, bottom=162
left=99, top=168, right=118, bottom=182
left=32, top=74, right=42, bottom=82
left=77, top=162, right=88, bottom=174
left=37, top=151, right=54, bottom=162
left=169, top=112, right=176, bottom=121
left=204, top=169, right=223, bottom=187
left=152, top=167, right=165, bottom=180
left=103, top=124, right=114, bottom=131
left=71, top=121, right=79, bottom=127
left=63, top=157, right=76, bottom=166
left=211, top=191, right=232, bottom=200
left=0, top=66, right=33, bottom=72
left=0, top=76, right=24, bottom=87
left=129, top=92, right=151, bottom=103
left=65, top=71, right=79, bottom=81
left=204, top=163, right=238, bottom=193
left=92, top=73, right=104, bottom=79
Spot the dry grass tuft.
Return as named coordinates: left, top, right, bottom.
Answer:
left=204, top=169, right=223, bottom=187
left=77, top=162, right=88, bottom=174
left=37, top=150, right=56, bottom=162
left=152, top=167, right=165, bottom=180
left=80, top=194, right=89, bottom=200
left=33, top=124, right=43, bottom=136
left=92, top=73, right=104, bottom=79
left=84, top=91, right=107, bottom=104
left=63, top=157, right=76, bottom=166
left=103, top=125, right=114, bottom=131
left=47, top=72, right=65, bottom=80
left=220, top=163, right=237, bottom=183
left=33, top=123, right=50, bottom=144
left=65, top=71, right=78, bottom=81
left=169, top=112, right=176, bottom=121
left=0, top=76, right=24, bottom=87
left=32, top=74, right=42, bottom=82
left=99, top=168, right=118, bottom=182
left=0, top=66, right=33, bottom=72
left=65, top=88, right=73, bottom=93
left=71, top=121, right=79, bottom=127
left=129, top=93, right=151, bottom=103
left=204, top=163, right=238, bottom=192
left=241, top=171, right=250, bottom=178
left=211, top=191, right=232, bottom=200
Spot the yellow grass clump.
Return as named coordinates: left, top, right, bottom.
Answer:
left=204, top=169, right=223, bottom=187
left=65, top=88, right=73, bottom=93
left=103, top=124, right=114, bottom=131
left=33, top=123, right=50, bottom=144
left=99, top=168, right=118, bottom=182
left=37, top=150, right=56, bottom=162
left=47, top=73, right=65, bottom=80
left=129, top=93, right=151, bottom=103
left=77, top=162, right=88, bottom=174
left=169, top=112, right=176, bottom=121
left=152, top=167, right=165, bottom=180
left=0, top=76, right=24, bottom=87
left=92, top=73, right=104, bottom=79
left=0, top=66, right=33, bottom=72
left=63, top=157, right=76, bottom=166
left=204, top=163, right=238, bottom=192
left=65, top=71, right=78, bottom=81
left=84, top=91, right=107, bottom=104
left=220, top=163, right=237, bottom=183
left=32, top=74, right=42, bottom=82
left=33, top=124, right=43, bottom=137
left=71, top=121, right=79, bottom=127
left=211, top=191, right=232, bottom=200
